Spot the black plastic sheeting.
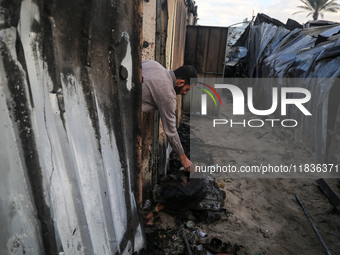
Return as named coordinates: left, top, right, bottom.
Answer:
left=238, top=15, right=340, bottom=161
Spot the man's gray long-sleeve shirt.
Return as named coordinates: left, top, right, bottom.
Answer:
left=142, top=60, right=184, bottom=156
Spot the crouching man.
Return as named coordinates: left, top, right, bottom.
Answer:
left=142, top=60, right=197, bottom=171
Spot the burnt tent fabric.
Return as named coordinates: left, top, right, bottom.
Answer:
left=286, top=18, right=303, bottom=30
left=192, top=178, right=226, bottom=212
left=153, top=171, right=226, bottom=213
left=153, top=171, right=207, bottom=212
left=254, top=13, right=285, bottom=27
left=237, top=13, right=340, bottom=161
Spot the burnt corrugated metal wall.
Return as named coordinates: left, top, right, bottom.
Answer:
left=0, top=0, right=145, bottom=254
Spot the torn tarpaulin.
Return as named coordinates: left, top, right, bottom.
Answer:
left=254, top=13, right=285, bottom=27
left=315, top=25, right=340, bottom=45
left=153, top=171, right=207, bottom=213
left=153, top=171, right=226, bottom=214
left=237, top=13, right=340, bottom=161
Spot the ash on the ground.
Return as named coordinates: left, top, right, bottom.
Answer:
left=144, top=208, right=240, bottom=255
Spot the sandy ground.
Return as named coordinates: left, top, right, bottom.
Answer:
left=187, top=99, right=340, bottom=255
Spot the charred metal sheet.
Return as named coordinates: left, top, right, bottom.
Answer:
left=0, top=26, right=45, bottom=255
left=1, top=0, right=144, bottom=254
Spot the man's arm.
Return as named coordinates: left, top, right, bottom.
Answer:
left=156, top=94, right=192, bottom=171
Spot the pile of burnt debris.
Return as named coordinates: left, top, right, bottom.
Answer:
left=143, top=169, right=240, bottom=255
left=145, top=225, right=240, bottom=255
left=144, top=116, right=241, bottom=255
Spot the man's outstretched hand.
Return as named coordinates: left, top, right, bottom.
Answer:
left=179, top=153, right=193, bottom=172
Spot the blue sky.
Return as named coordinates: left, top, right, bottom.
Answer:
left=194, top=0, right=340, bottom=27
